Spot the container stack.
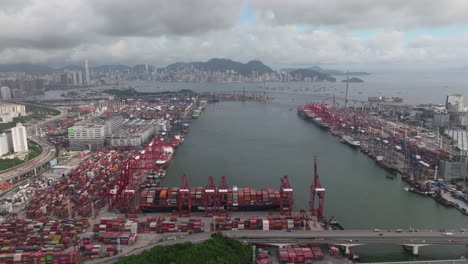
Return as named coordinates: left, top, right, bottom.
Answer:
left=256, top=252, right=272, bottom=264
left=103, top=245, right=117, bottom=257
left=214, top=216, right=294, bottom=231
left=97, top=232, right=137, bottom=245
left=0, top=218, right=87, bottom=252
left=0, top=251, right=80, bottom=264
left=81, top=244, right=103, bottom=260
left=155, top=218, right=202, bottom=233
left=279, top=247, right=313, bottom=263
left=25, top=149, right=134, bottom=219
left=312, top=247, right=323, bottom=260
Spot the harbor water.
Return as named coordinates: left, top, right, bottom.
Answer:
left=162, top=99, right=467, bottom=261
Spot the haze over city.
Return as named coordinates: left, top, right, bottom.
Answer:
left=2, top=0, right=468, bottom=70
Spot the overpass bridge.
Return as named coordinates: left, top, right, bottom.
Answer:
left=224, top=230, right=468, bottom=255
left=196, top=90, right=413, bottom=113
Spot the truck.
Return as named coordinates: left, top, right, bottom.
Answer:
left=442, top=232, right=454, bottom=236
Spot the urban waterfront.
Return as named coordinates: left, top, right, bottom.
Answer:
left=164, top=100, right=467, bottom=262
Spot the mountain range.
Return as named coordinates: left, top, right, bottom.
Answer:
left=0, top=60, right=368, bottom=79
left=0, top=59, right=274, bottom=76
left=161, top=58, right=274, bottom=76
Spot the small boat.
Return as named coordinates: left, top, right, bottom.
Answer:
left=386, top=174, right=396, bottom=179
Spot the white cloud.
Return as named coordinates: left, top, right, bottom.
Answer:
left=251, top=0, right=468, bottom=29
left=407, top=35, right=441, bottom=48
left=0, top=0, right=468, bottom=68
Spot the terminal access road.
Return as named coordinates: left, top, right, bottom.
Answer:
left=225, top=230, right=468, bottom=245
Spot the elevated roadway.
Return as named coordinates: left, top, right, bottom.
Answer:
left=224, top=230, right=468, bottom=245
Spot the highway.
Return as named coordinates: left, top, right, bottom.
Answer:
left=224, top=230, right=468, bottom=245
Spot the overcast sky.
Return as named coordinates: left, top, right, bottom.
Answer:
left=1, top=0, right=468, bottom=70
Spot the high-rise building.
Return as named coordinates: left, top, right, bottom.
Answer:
left=446, top=94, right=464, bottom=113
left=0, top=133, right=9, bottom=156
left=85, top=60, right=90, bottom=85
left=7, top=123, right=28, bottom=152
left=66, top=71, right=84, bottom=86
left=0, top=86, right=12, bottom=100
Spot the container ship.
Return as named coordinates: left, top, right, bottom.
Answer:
left=140, top=187, right=282, bottom=212
left=368, top=96, right=403, bottom=103
left=297, top=104, right=331, bottom=130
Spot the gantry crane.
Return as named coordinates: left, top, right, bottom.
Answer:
left=279, top=175, right=294, bottom=216
left=216, top=176, right=229, bottom=216
left=177, top=174, right=192, bottom=216
left=204, top=176, right=216, bottom=216
left=310, top=156, right=325, bottom=222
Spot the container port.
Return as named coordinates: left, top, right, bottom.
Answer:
left=0, top=90, right=466, bottom=263
left=0, top=94, right=345, bottom=264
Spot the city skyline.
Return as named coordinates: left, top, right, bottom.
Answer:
left=1, top=0, right=468, bottom=71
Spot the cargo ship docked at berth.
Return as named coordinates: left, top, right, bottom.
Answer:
left=297, top=104, right=330, bottom=130
left=140, top=186, right=282, bottom=212
left=368, top=96, right=403, bottom=103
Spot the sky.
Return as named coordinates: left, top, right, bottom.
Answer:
left=1, top=0, right=468, bottom=70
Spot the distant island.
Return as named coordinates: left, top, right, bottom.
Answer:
left=162, top=58, right=274, bottom=76
left=288, top=68, right=336, bottom=82
left=342, top=77, right=364, bottom=83
left=281, top=66, right=370, bottom=76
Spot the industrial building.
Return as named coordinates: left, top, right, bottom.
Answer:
left=107, top=119, right=172, bottom=147
left=108, top=125, right=155, bottom=146
left=438, top=160, right=468, bottom=181
left=409, top=105, right=450, bottom=128
left=68, top=116, right=124, bottom=150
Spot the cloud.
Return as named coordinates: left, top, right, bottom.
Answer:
left=407, top=35, right=441, bottom=48
left=0, top=0, right=242, bottom=52
left=251, top=0, right=468, bottom=29
left=0, top=0, right=468, bottom=69
left=90, top=0, right=242, bottom=36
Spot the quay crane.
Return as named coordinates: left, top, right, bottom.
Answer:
left=178, top=174, right=192, bottom=217
left=204, top=176, right=217, bottom=217
left=280, top=175, right=294, bottom=216
left=217, top=176, right=230, bottom=216
left=310, top=156, right=325, bottom=222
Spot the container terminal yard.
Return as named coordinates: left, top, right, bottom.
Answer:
left=0, top=92, right=466, bottom=264
left=298, top=102, right=468, bottom=216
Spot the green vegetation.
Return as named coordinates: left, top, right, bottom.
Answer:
left=103, top=88, right=194, bottom=97
left=0, top=104, right=60, bottom=133
left=0, top=116, right=31, bottom=133
left=25, top=104, right=60, bottom=118
left=116, top=233, right=252, bottom=264
left=0, top=144, right=42, bottom=171
left=0, top=210, right=9, bottom=216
